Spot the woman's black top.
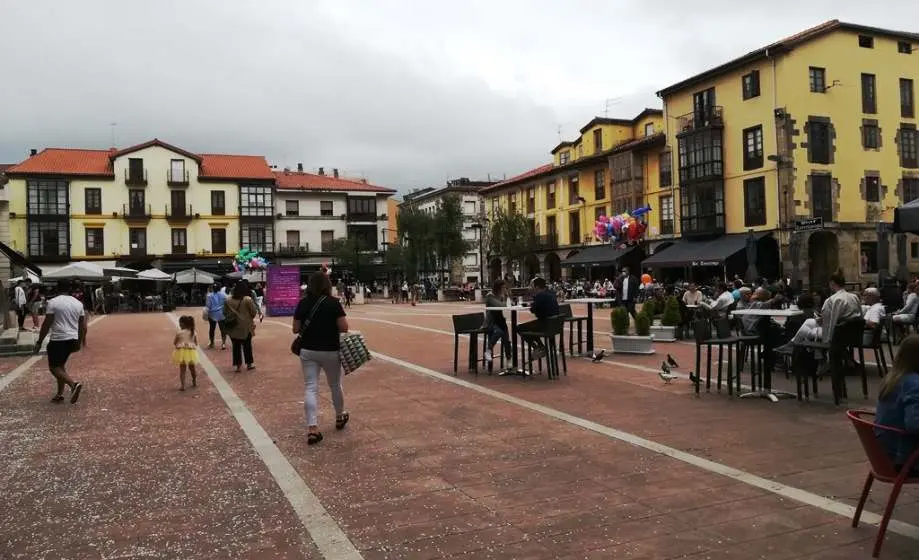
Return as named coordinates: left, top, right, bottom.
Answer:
left=294, top=294, right=346, bottom=351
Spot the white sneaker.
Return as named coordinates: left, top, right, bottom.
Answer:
left=484, top=350, right=493, bottom=362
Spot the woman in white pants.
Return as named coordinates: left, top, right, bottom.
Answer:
left=292, top=271, right=350, bottom=445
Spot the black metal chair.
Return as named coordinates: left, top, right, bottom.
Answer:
left=795, top=318, right=867, bottom=404
left=855, top=323, right=889, bottom=379
left=558, top=303, right=587, bottom=356
left=693, top=318, right=741, bottom=396
left=518, top=316, right=565, bottom=380
left=452, top=312, right=487, bottom=376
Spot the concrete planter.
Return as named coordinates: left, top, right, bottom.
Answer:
left=649, top=325, right=677, bottom=342
left=611, top=334, right=655, bottom=355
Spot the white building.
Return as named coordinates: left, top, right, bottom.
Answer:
left=273, top=166, right=395, bottom=271
left=400, top=178, right=496, bottom=283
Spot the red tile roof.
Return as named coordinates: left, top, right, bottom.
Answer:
left=483, top=164, right=553, bottom=193
left=6, top=148, right=115, bottom=177
left=199, top=154, right=274, bottom=180
left=114, top=138, right=202, bottom=162
left=274, top=171, right=395, bottom=193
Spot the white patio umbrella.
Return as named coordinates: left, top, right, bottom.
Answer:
left=105, top=266, right=138, bottom=279
left=174, top=268, right=219, bottom=285
left=137, top=268, right=173, bottom=281
left=42, top=261, right=106, bottom=281
left=10, top=270, right=41, bottom=284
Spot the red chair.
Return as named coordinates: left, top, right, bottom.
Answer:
left=847, top=409, right=919, bottom=558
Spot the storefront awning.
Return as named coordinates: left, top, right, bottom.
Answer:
left=562, top=245, right=635, bottom=267
left=0, top=241, right=42, bottom=276
left=642, top=233, right=768, bottom=268
left=894, top=198, right=919, bottom=234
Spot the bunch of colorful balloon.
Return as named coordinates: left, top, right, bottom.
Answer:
left=233, top=248, right=268, bottom=272
left=594, top=206, right=652, bottom=247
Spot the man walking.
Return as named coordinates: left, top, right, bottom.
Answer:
left=34, top=279, right=85, bottom=404
left=14, top=279, right=28, bottom=330
left=617, top=267, right=639, bottom=320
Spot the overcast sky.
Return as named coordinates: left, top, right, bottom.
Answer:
left=2, top=1, right=917, bottom=191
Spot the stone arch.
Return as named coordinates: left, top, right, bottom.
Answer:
left=808, top=230, right=839, bottom=289
left=545, top=253, right=562, bottom=282
left=523, top=254, right=541, bottom=282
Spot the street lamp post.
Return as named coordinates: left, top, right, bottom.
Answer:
left=470, top=220, right=486, bottom=286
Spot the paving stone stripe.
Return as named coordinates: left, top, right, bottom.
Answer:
left=166, top=313, right=364, bottom=560
left=268, top=315, right=919, bottom=542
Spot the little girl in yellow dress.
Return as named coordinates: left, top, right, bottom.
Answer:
left=172, top=315, right=199, bottom=391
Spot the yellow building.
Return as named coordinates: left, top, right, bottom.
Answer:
left=482, top=109, right=666, bottom=282
left=647, top=20, right=919, bottom=287
left=5, top=139, right=275, bottom=274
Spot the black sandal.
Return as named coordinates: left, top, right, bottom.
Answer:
left=307, top=432, right=323, bottom=445
left=335, top=412, right=350, bottom=430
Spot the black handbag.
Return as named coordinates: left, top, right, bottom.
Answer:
left=290, top=296, right=326, bottom=356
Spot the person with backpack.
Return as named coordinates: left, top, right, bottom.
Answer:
left=223, top=281, right=259, bottom=372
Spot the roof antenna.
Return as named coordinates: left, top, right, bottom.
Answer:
left=556, top=125, right=563, bottom=142
left=109, top=122, right=118, bottom=148
left=603, top=98, right=623, bottom=117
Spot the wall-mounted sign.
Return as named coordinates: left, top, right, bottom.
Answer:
left=794, top=217, right=824, bottom=232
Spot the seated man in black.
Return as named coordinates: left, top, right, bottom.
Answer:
left=517, top=277, right=559, bottom=360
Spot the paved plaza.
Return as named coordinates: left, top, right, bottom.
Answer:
left=1, top=302, right=918, bottom=559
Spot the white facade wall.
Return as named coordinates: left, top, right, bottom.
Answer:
left=274, top=190, right=391, bottom=252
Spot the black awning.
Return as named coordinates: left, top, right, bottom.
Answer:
left=894, top=199, right=919, bottom=234
left=0, top=241, right=42, bottom=275
left=562, top=245, right=634, bottom=267
left=642, top=233, right=767, bottom=268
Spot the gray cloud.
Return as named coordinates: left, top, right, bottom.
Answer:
left=2, top=0, right=917, bottom=190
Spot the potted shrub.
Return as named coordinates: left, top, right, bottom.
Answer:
left=611, top=306, right=655, bottom=355
left=649, top=295, right=680, bottom=342
left=641, top=299, right=655, bottom=318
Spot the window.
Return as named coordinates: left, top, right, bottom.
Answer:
left=899, top=41, right=914, bottom=54
left=692, top=88, right=716, bottom=127
left=808, top=120, right=831, bottom=164
left=568, top=175, right=580, bottom=205
left=902, top=126, right=919, bottom=168
left=559, top=151, right=570, bottom=165
left=464, top=200, right=477, bottom=215
left=863, top=121, right=880, bottom=149
left=85, top=188, right=102, bottom=214
left=811, top=174, right=834, bottom=222
left=211, top=228, right=227, bottom=253
left=901, top=79, right=915, bottom=118
left=508, top=193, right=517, bottom=214
left=546, top=181, right=556, bottom=209
left=594, top=169, right=606, bottom=200
left=680, top=181, right=725, bottom=234
left=858, top=35, right=874, bottom=48
left=286, top=230, right=300, bottom=247
left=285, top=200, right=299, bottom=216
left=526, top=188, right=536, bottom=214
left=27, top=179, right=68, bottom=215
left=659, top=195, right=674, bottom=235
left=743, top=177, right=766, bottom=227
left=347, top=197, right=375, bottom=220
left=568, top=210, right=580, bottom=245
left=320, top=200, right=334, bottom=216
left=904, top=178, right=919, bottom=203
left=677, top=130, right=723, bottom=182
left=240, top=184, right=273, bottom=217
left=128, top=158, right=144, bottom=182
left=593, top=129, right=603, bottom=153
left=320, top=230, right=335, bottom=252
left=170, top=190, right=186, bottom=215
left=861, top=73, right=877, bottom=114
left=861, top=242, right=878, bottom=274
left=644, top=123, right=654, bottom=137
left=742, top=70, right=760, bottom=100
left=913, top=242, right=919, bottom=259
left=809, top=67, right=826, bottom=93
left=546, top=215, right=557, bottom=238
left=743, top=125, right=764, bottom=170
left=611, top=153, right=632, bottom=185
left=85, top=227, right=104, bottom=256
left=28, top=221, right=68, bottom=258
left=129, top=227, right=147, bottom=255
left=594, top=206, right=606, bottom=221
left=128, top=189, right=146, bottom=214
left=241, top=223, right=272, bottom=253
left=864, top=176, right=881, bottom=202
left=169, top=159, right=186, bottom=184
left=210, top=190, right=225, bottom=215
left=659, top=152, right=672, bottom=187
left=171, top=228, right=187, bottom=254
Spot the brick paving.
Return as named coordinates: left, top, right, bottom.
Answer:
left=0, top=303, right=917, bottom=559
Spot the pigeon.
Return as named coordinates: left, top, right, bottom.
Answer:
left=658, top=368, right=679, bottom=384
left=661, top=361, right=671, bottom=375
left=688, top=371, right=700, bottom=384
left=667, top=354, right=680, bottom=368
left=591, top=349, right=606, bottom=362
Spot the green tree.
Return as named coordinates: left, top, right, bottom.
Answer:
left=396, top=203, right=435, bottom=282
left=487, top=207, right=532, bottom=278
left=331, top=237, right=375, bottom=283
left=432, top=194, right=469, bottom=286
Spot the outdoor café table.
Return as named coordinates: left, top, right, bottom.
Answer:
left=564, top=298, right=616, bottom=355
left=729, top=308, right=804, bottom=402
left=484, top=305, right=531, bottom=376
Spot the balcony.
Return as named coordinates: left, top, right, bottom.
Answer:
left=122, top=203, right=152, bottom=221
left=170, top=245, right=187, bottom=255
left=166, top=204, right=193, bottom=222
left=125, top=168, right=148, bottom=186
left=276, top=244, right=311, bottom=257
left=347, top=212, right=377, bottom=223
left=529, top=233, right=559, bottom=251
left=680, top=214, right=725, bottom=238
left=676, top=106, right=724, bottom=134
left=129, top=245, right=148, bottom=257
left=167, top=169, right=190, bottom=187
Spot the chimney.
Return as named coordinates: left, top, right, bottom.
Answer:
left=318, top=167, right=325, bottom=176
left=29, top=149, right=37, bottom=157
left=333, top=168, right=339, bottom=178
left=360, top=178, right=368, bottom=184
left=297, top=163, right=303, bottom=172
left=283, top=166, right=291, bottom=174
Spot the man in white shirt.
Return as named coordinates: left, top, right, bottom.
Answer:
left=862, top=287, right=886, bottom=346
left=34, top=280, right=86, bottom=404
left=705, top=284, right=735, bottom=317
left=14, top=280, right=28, bottom=330
left=791, top=273, right=862, bottom=344
left=93, top=285, right=105, bottom=315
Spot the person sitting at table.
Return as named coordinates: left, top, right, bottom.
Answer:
left=517, top=277, right=559, bottom=361
left=682, top=283, right=702, bottom=306
left=739, top=287, right=786, bottom=375
left=483, top=279, right=512, bottom=363
left=863, top=287, right=886, bottom=345
left=875, top=335, right=919, bottom=475
left=891, top=283, right=919, bottom=338
left=789, top=272, right=862, bottom=344
left=731, top=279, right=744, bottom=302
left=703, top=283, right=735, bottom=318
